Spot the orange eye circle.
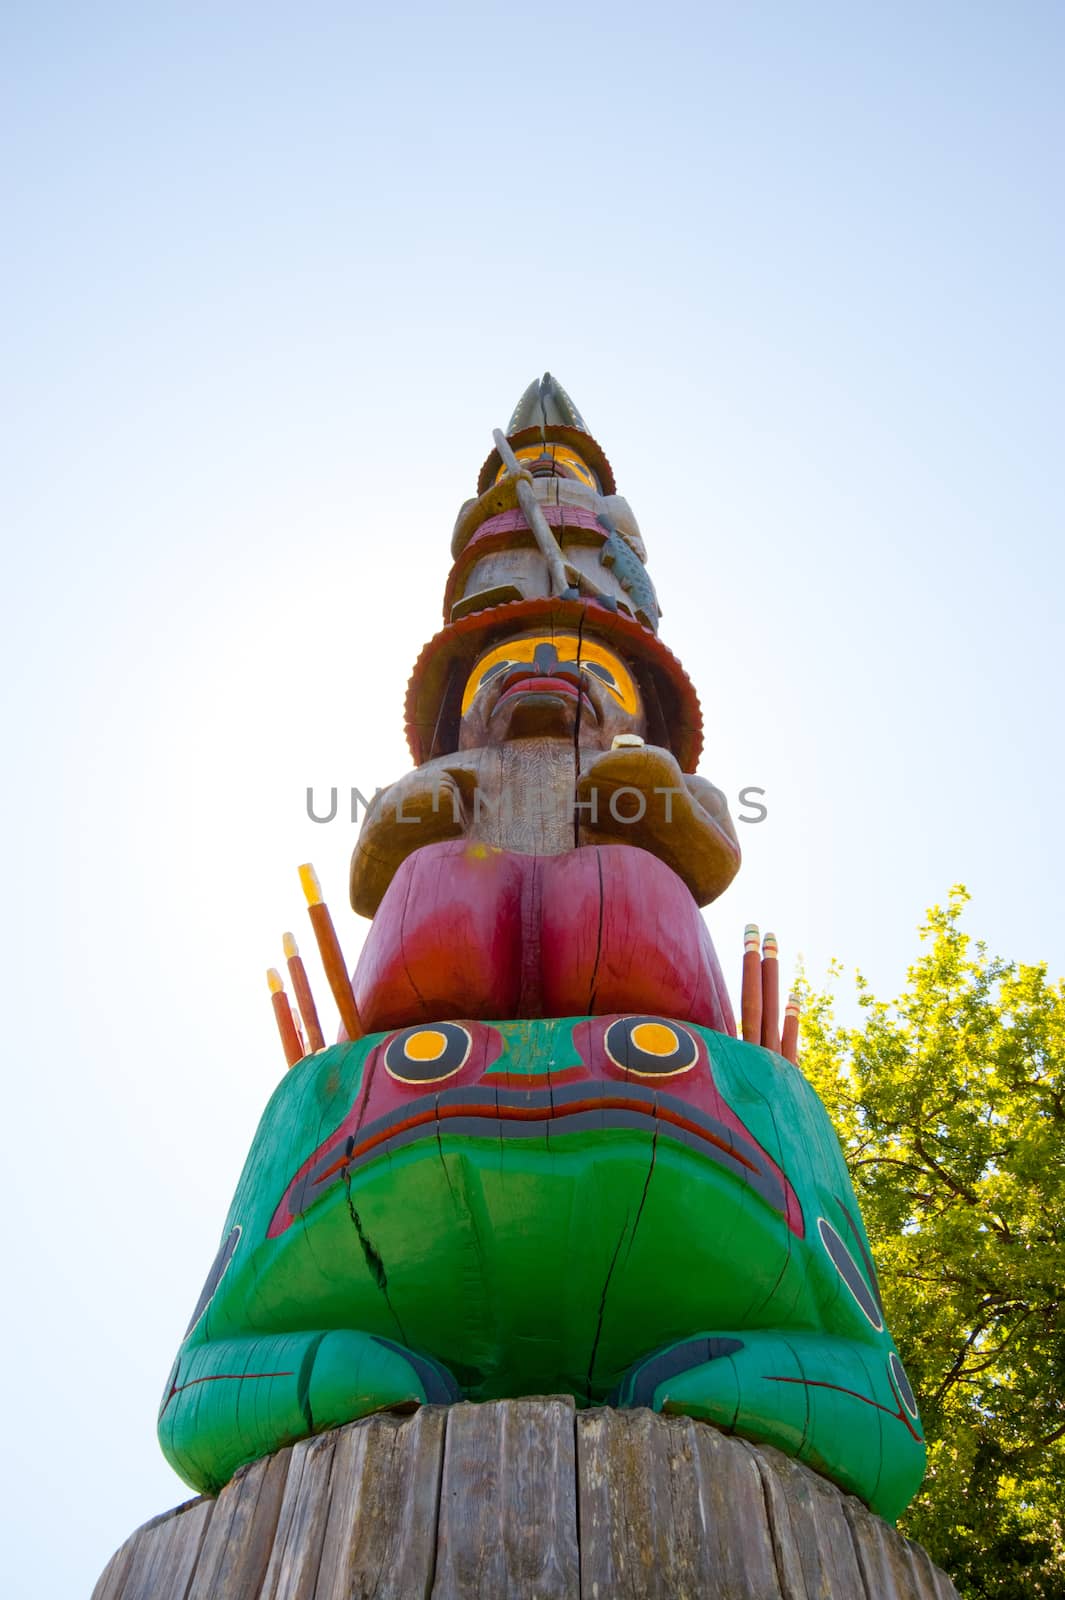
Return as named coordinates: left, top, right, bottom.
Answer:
left=604, top=1017, right=697, bottom=1077
left=385, top=1024, right=472, bottom=1084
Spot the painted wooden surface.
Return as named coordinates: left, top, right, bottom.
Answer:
left=352, top=839, right=737, bottom=1034
left=97, top=1402, right=958, bottom=1600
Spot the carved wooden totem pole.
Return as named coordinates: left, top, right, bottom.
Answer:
left=96, top=377, right=959, bottom=1600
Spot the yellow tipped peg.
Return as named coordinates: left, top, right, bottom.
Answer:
left=282, top=931, right=298, bottom=960
left=266, top=967, right=284, bottom=995
left=298, top=863, right=323, bottom=906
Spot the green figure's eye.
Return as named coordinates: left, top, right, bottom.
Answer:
left=385, top=1024, right=472, bottom=1084
left=604, top=1017, right=698, bottom=1077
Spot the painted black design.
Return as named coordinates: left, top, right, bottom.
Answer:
left=818, top=1216, right=884, bottom=1331
left=604, top=1016, right=698, bottom=1077
left=615, top=1336, right=745, bottom=1407
left=475, top=658, right=514, bottom=692
left=385, top=1023, right=472, bottom=1084
left=158, top=1357, right=181, bottom=1418
left=370, top=1336, right=461, bottom=1403
left=890, top=1351, right=919, bottom=1418
left=184, top=1225, right=241, bottom=1336
left=832, top=1194, right=885, bottom=1313
left=279, top=1080, right=791, bottom=1230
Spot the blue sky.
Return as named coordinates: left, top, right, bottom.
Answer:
left=2, top=4, right=1062, bottom=1591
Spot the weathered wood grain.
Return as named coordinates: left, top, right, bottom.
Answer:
left=90, top=1537, right=135, bottom=1600
left=315, top=1406, right=446, bottom=1600
left=187, top=1446, right=292, bottom=1599
left=110, top=1496, right=213, bottom=1600
left=752, top=1442, right=868, bottom=1598
left=259, top=1430, right=339, bottom=1600
left=432, top=1398, right=579, bottom=1600
left=844, top=1494, right=929, bottom=1598
left=92, top=1403, right=959, bottom=1599
left=686, top=1416, right=787, bottom=1596
left=910, top=1536, right=963, bottom=1599
left=578, top=1408, right=782, bottom=1599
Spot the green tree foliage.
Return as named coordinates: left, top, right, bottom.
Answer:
left=800, top=889, right=1064, bottom=1599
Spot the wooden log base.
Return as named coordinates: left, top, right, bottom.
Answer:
left=95, top=1401, right=957, bottom=1599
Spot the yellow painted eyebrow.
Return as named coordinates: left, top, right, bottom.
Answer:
left=461, top=632, right=639, bottom=715
left=493, top=443, right=598, bottom=490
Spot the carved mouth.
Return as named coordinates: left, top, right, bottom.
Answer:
left=494, top=671, right=596, bottom=718
left=271, top=1081, right=797, bottom=1236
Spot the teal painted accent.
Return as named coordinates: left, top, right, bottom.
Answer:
left=159, top=1019, right=925, bottom=1521
left=481, top=1017, right=584, bottom=1076
left=597, top=516, right=660, bottom=626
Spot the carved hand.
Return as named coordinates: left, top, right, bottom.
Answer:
left=577, top=744, right=740, bottom=906
left=350, top=764, right=474, bottom=917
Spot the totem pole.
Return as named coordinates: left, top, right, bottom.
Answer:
left=157, top=376, right=926, bottom=1529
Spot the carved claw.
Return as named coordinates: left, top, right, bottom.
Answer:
left=614, top=1330, right=925, bottom=1524
left=159, top=1330, right=459, bottom=1494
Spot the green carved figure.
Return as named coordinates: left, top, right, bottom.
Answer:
left=159, top=1014, right=925, bottom=1521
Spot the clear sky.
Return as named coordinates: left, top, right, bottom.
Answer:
left=2, top=3, right=1062, bottom=1592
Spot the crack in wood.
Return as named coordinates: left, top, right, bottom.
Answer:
left=341, top=1168, right=407, bottom=1344
left=624, top=1117, right=659, bottom=1268
left=585, top=1217, right=631, bottom=1403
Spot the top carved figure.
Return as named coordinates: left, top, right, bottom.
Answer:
left=349, top=374, right=740, bottom=1037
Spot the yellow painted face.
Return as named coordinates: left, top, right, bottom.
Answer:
left=461, top=632, right=639, bottom=716
left=493, top=443, right=598, bottom=490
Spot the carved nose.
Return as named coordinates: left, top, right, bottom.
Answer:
left=531, top=643, right=561, bottom=674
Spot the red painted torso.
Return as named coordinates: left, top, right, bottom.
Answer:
left=352, top=841, right=735, bottom=1035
